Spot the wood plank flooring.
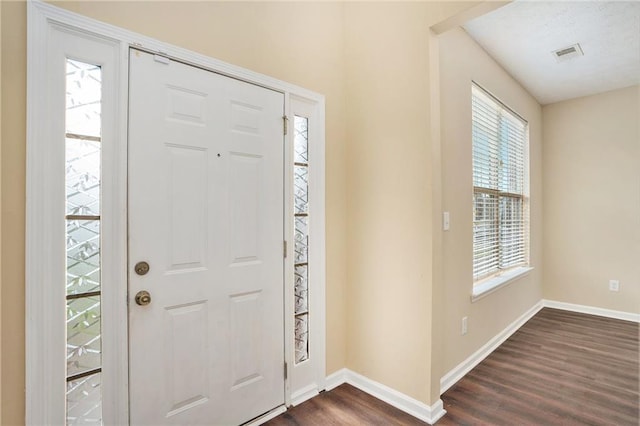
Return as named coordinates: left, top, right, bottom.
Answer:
left=265, top=383, right=426, bottom=426
left=265, top=308, right=639, bottom=425
left=438, top=308, right=639, bottom=425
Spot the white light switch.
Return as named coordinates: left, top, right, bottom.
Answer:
left=443, top=212, right=450, bottom=231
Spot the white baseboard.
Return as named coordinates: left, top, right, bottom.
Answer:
left=325, top=368, right=446, bottom=424
left=440, top=300, right=543, bottom=394
left=543, top=299, right=640, bottom=323
left=325, top=368, right=349, bottom=391
left=290, top=383, right=320, bottom=406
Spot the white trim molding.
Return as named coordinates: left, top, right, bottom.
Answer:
left=440, top=300, right=543, bottom=394
left=326, top=369, right=446, bottom=425
left=290, top=383, right=321, bottom=407
left=543, top=300, right=640, bottom=323
left=471, top=266, right=534, bottom=302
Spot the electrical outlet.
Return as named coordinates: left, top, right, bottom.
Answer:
left=461, top=316, right=468, bottom=335
left=609, top=280, right=620, bottom=292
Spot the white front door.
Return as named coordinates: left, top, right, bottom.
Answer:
left=128, top=49, right=285, bottom=425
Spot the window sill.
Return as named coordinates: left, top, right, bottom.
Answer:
left=471, top=266, right=534, bottom=303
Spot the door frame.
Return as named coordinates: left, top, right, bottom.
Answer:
left=26, top=1, right=326, bottom=424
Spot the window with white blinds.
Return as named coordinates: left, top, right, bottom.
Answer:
left=472, top=84, right=529, bottom=282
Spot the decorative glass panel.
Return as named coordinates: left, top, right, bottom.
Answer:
left=294, top=264, right=308, bottom=315
left=67, top=373, right=102, bottom=426
left=294, top=165, right=308, bottom=214
left=294, top=117, right=308, bottom=164
left=67, top=296, right=102, bottom=376
left=294, top=314, right=309, bottom=364
left=294, top=216, right=308, bottom=264
left=66, top=139, right=101, bottom=216
left=65, top=58, right=102, bottom=425
left=66, top=60, right=102, bottom=138
left=67, top=220, right=100, bottom=296
left=293, top=115, right=310, bottom=364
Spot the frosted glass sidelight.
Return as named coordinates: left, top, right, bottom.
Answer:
left=294, top=314, right=309, bottom=363
left=65, top=58, right=103, bottom=425
left=66, top=139, right=101, bottom=216
left=67, top=220, right=100, bottom=295
left=294, top=117, right=308, bottom=164
left=294, top=165, right=308, bottom=214
left=294, top=264, right=308, bottom=314
left=294, top=216, right=308, bottom=264
left=66, top=60, right=102, bottom=138
left=67, top=373, right=102, bottom=425
left=67, top=296, right=102, bottom=376
left=293, top=115, right=310, bottom=364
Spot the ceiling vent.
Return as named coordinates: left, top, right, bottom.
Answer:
left=552, top=43, right=584, bottom=62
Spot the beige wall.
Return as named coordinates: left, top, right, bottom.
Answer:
left=542, top=86, right=640, bottom=314
left=1, top=2, right=25, bottom=425
left=438, top=27, right=543, bottom=374
left=343, top=2, right=476, bottom=405
left=0, top=3, right=3, bottom=421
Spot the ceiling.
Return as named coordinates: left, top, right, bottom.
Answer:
left=463, top=1, right=640, bottom=105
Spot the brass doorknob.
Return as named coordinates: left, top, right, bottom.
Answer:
left=135, top=290, right=152, bottom=306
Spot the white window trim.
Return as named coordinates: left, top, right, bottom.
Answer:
left=27, top=1, right=326, bottom=424
left=471, top=266, right=534, bottom=302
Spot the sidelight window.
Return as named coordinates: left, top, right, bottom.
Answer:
left=65, top=59, right=103, bottom=425
left=293, top=116, right=310, bottom=364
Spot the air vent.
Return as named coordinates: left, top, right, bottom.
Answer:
left=552, top=43, right=583, bottom=62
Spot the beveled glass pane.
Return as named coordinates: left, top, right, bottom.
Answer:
left=294, top=165, right=308, bottom=214
left=295, top=264, right=308, bottom=314
left=66, top=60, right=102, bottom=138
left=66, top=138, right=100, bottom=216
left=294, top=116, right=308, bottom=164
left=67, top=220, right=100, bottom=296
left=67, top=372, right=102, bottom=425
left=295, top=314, right=309, bottom=363
left=67, top=296, right=101, bottom=377
left=294, top=216, right=308, bottom=264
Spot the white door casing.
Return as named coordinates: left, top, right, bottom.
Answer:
left=128, top=50, right=285, bottom=425
left=27, top=2, right=326, bottom=424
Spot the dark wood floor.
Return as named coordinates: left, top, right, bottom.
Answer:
left=266, top=308, right=639, bottom=425
left=438, top=308, right=639, bottom=425
left=265, top=383, right=426, bottom=426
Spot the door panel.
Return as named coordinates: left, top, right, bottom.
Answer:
left=128, top=49, right=284, bottom=425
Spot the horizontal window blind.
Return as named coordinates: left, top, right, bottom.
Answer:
left=472, top=84, right=528, bottom=281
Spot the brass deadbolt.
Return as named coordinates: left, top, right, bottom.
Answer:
left=135, top=261, right=150, bottom=276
